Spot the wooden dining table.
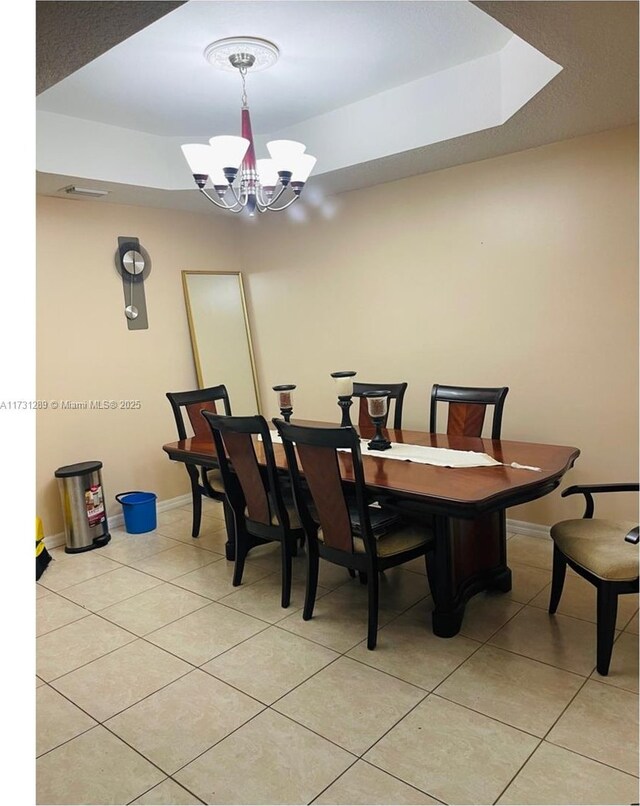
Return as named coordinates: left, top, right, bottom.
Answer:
left=163, top=422, right=579, bottom=637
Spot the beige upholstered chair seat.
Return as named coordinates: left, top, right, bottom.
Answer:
left=205, top=468, right=224, bottom=488
left=272, top=500, right=301, bottom=529
left=319, top=523, right=431, bottom=558
left=550, top=518, right=639, bottom=581
left=245, top=497, right=301, bottom=529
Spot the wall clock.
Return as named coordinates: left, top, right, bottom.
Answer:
left=115, top=236, right=151, bottom=330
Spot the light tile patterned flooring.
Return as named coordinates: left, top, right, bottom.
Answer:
left=36, top=499, right=639, bottom=805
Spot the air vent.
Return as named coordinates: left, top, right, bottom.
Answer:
left=61, top=186, right=109, bottom=199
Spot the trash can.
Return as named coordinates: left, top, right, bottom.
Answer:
left=55, top=461, right=111, bottom=554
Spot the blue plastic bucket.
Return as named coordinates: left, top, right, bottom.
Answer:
left=115, top=491, right=157, bottom=534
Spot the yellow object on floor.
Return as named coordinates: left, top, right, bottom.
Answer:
left=36, top=516, right=52, bottom=580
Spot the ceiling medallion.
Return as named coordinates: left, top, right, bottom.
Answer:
left=203, top=37, right=280, bottom=72
left=181, top=37, right=317, bottom=216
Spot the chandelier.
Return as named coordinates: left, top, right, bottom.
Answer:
left=181, top=37, right=317, bottom=216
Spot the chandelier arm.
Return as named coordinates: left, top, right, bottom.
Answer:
left=227, top=189, right=248, bottom=212
left=255, top=187, right=276, bottom=209
left=255, top=192, right=281, bottom=212
left=264, top=184, right=288, bottom=206
left=227, top=183, right=248, bottom=207
left=264, top=195, right=301, bottom=212
left=199, top=188, right=244, bottom=213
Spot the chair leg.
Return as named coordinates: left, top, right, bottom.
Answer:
left=366, top=567, right=379, bottom=650
left=549, top=545, right=567, bottom=614
left=359, top=571, right=368, bottom=585
left=186, top=464, right=202, bottom=538
left=222, top=499, right=235, bottom=561
left=348, top=568, right=356, bottom=578
left=281, top=540, right=293, bottom=609
left=232, top=532, right=248, bottom=587
left=596, top=583, right=618, bottom=676
left=303, top=542, right=319, bottom=621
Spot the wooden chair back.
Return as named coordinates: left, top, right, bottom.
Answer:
left=166, top=385, right=232, bottom=441
left=274, top=421, right=376, bottom=556
left=429, top=384, right=508, bottom=439
left=203, top=412, right=293, bottom=533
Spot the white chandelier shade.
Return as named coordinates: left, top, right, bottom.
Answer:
left=180, top=38, right=317, bottom=215
left=291, top=153, right=318, bottom=183
left=180, top=144, right=216, bottom=177
left=266, top=139, right=306, bottom=170
left=208, top=135, right=251, bottom=171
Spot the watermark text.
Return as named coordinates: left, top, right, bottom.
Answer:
left=0, top=400, right=142, bottom=411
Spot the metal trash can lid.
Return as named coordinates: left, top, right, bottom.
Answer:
left=55, top=461, right=103, bottom=478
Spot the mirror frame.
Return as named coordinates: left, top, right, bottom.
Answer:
left=182, top=270, right=262, bottom=413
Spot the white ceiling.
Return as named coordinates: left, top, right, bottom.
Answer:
left=37, top=1, right=512, bottom=136
left=36, top=0, right=638, bottom=213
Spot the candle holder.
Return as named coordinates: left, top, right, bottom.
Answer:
left=330, top=370, right=357, bottom=427
left=273, top=384, right=296, bottom=422
left=362, top=390, right=392, bottom=450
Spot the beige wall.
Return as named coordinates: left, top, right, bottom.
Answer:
left=36, top=125, right=638, bottom=533
left=241, top=126, right=639, bottom=524
left=36, top=198, right=242, bottom=533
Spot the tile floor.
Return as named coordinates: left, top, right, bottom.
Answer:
left=36, top=499, right=639, bottom=805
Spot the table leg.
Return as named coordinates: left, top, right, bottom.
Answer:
left=431, top=510, right=512, bottom=637
left=431, top=515, right=464, bottom=637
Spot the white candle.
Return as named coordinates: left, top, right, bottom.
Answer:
left=335, top=376, right=353, bottom=397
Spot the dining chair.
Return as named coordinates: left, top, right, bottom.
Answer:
left=378, top=384, right=510, bottom=602
left=353, top=382, right=408, bottom=430
left=273, top=418, right=433, bottom=649
left=429, top=384, right=509, bottom=440
left=166, top=385, right=233, bottom=541
left=203, top=412, right=305, bottom=608
left=549, top=483, right=639, bottom=675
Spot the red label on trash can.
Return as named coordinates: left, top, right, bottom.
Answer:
left=85, top=484, right=105, bottom=526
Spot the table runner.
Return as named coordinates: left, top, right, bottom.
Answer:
left=263, top=432, right=541, bottom=471
left=356, top=441, right=500, bottom=467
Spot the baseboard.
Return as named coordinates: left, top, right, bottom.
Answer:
left=44, top=492, right=194, bottom=551
left=44, top=496, right=550, bottom=550
left=506, top=518, right=551, bottom=539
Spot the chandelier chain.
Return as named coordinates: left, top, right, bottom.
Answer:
left=239, top=66, right=249, bottom=108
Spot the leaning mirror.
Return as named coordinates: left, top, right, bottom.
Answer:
left=182, top=271, right=261, bottom=414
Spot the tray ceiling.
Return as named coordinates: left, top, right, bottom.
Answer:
left=36, top=1, right=638, bottom=212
